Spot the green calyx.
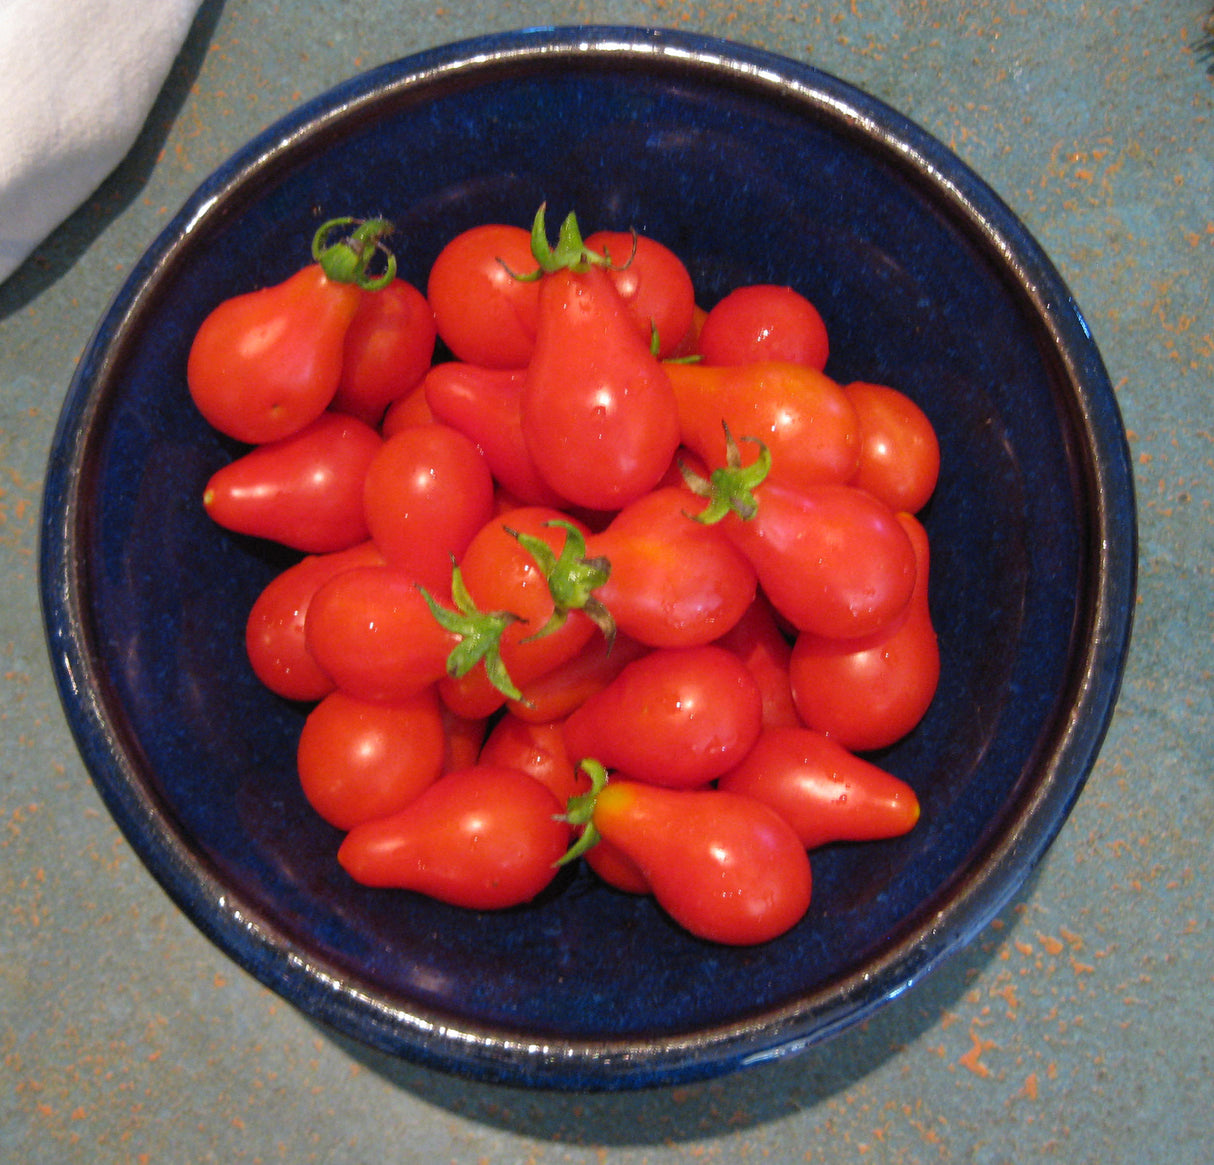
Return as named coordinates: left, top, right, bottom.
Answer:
left=506, top=520, right=616, bottom=646
left=521, top=203, right=636, bottom=277
left=682, top=423, right=773, bottom=524
left=311, top=216, right=397, bottom=290
left=555, top=759, right=610, bottom=866
left=419, top=563, right=524, bottom=701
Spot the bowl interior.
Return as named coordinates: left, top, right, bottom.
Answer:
left=42, top=27, right=1134, bottom=1089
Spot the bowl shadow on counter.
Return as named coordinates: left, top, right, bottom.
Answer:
left=322, top=860, right=1046, bottom=1143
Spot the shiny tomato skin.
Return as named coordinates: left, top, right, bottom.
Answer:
left=713, top=594, right=801, bottom=730
left=587, top=486, right=757, bottom=647
left=592, top=780, right=813, bottom=945
left=423, top=362, right=567, bottom=507
left=187, top=264, right=361, bottom=443
left=297, top=688, right=445, bottom=830
left=696, top=283, right=830, bottom=371
left=718, top=726, right=920, bottom=849
left=504, top=633, right=650, bottom=724
left=521, top=264, right=681, bottom=511
left=665, top=360, right=860, bottom=492
left=245, top=540, right=385, bottom=702
left=331, top=277, right=437, bottom=426
left=361, top=423, right=496, bottom=592
left=479, top=714, right=592, bottom=805
left=789, top=512, right=939, bottom=751
left=203, top=411, right=382, bottom=553
left=426, top=224, right=541, bottom=368
left=844, top=381, right=941, bottom=514
left=583, top=835, right=651, bottom=895
left=337, top=765, right=570, bottom=909
left=304, top=563, right=456, bottom=703
left=720, top=481, right=917, bottom=640
left=584, top=229, right=697, bottom=358
left=561, top=645, right=764, bottom=789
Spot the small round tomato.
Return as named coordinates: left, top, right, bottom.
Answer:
left=362, top=423, right=496, bottom=592
left=331, top=277, right=437, bottom=426
left=203, top=411, right=382, bottom=553
left=561, top=645, right=764, bottom=789
left=844, top=380, right=941, bottom=514
left=297, top=688, right=445, bottom=830
left=479, top=714, right=591, bottom=805
left=584, top=229, right=697, bottom=358
left=789, top=512, right=939, bottom=751
left=696, top=283, right=830, bottom=371
left=337, top=765, right=571, bottom=909
left=591, top=780, right=813, bottom=945
left=303, top=563, right=458, bottom=703
left=426, top=223, right=541, bottom=367
left=245, top=540, right=385, bottom=702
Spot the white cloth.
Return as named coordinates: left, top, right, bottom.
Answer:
left=0, top=0, right=203, bottom=283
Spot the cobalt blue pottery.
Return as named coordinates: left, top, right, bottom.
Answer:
left=39, top=26, right=1136, bottom=1090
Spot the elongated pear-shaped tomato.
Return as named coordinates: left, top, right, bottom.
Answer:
left=423, top=361, right=568, bottom=507
left=592, top=780, right=812, bottom=945
left=718, top=726, right=920, bottom=849
left=204, top=411, right=382, bottom=553
left=562, top=646, right=763, bottom=789
left=665, top=360, right=860, bottom=491
left=521, top=263, right=680, bottom=510
left=245, top=539, right=385, bottom=702
left=789, top=512, right=939, bottom=751
left=337, top=766, right=570, bottom=909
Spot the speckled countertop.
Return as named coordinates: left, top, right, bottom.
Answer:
left=2, top=2, right=1211, bottom=1161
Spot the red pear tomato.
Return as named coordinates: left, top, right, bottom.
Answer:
left=562, top=645, right=764, bottom=789
left=504, top=633, right=650, bottom=724
left=331, top=277, right=436, bottom=426
left=244, top=540, right=385, bottom=702
left=479, top=714, right=591, bottom=805
left=584, top=229, right=697, bottom=358
left=586, top=486, right=757, bottom=647
left=696, top=283, right=829, bottom=371
left=337, top=765, right=570, bottom=909
left=426, top=223, right=541, bottom=367
left=188, top=264, right=361, bottom=444
left=789, top=512, right=939, bottom=751
left=844, top=380, right=941, bottom=514
left=664, top=360, right=860, bottom=492
left=521, top=262, right=681, bottom=510
left=423, top=362, right=567, bottom=507
left=361, top=423, right=496, bottom=592
left=297, top=688, right=445, bottom=830
left=718, top=726, right=920, bottom=849
left=203, top=411, right=382, bottom=553
left=591, top=780, right=813, bottom=945
left=713, top=594, right=801, bottom=730
left=303, top=564, right=457, bottom=703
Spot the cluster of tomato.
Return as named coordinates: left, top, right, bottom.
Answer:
left=186, top=206, right=941, bottom=946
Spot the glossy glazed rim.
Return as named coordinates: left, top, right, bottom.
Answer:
left=39, top=26, right=1137, bottom=1090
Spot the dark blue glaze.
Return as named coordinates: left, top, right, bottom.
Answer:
left=39, top=26, right=1136, bottom=1090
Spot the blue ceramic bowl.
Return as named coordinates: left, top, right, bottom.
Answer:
left=39, top=27, right=1136, bottom=1090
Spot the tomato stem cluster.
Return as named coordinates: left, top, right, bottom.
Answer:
left=312, top=216, right=398, bottom=290
left=682, top=423, right=772, bottom=524
left=420, top=565, right=525, bottom=701
left=522, top=203, right=636, bottom=276
left=556, top=758, right=610, bottom=865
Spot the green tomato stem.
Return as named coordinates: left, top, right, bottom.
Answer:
left=682, top=423, right=773, bottom=524
left=311, top=216, right=397, bottom=290
left=555, top=759, right=610, bottom=866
